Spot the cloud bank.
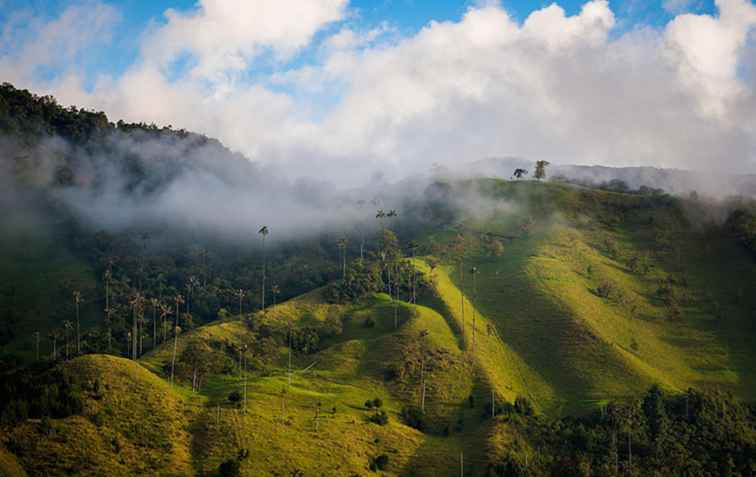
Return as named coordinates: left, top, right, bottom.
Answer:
left=2, top=0, right=756, bottom=186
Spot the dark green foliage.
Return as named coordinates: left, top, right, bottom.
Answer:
left=364, top=398, right=382, bottom=409
left=368, top=411, right=389, bottom=426
left=324, top=258, right=383, bottom=303
left=369, top=454, right=389, bottom=471
left=489, top=387, right=756, bottom=476
left=401, top=405, right=426, bottom=431
left=726, top=208, right=756, bottom=257
left=218, top=458, right=241, bottom=477
left=0, top=363, right=83, bottom=425
left=227, top=391, right=242, bottom=404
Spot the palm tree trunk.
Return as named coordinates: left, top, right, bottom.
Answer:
left=75, top=303, right=80, bottom=355
left=132, top=307, right=138, bottom=359
left=261, top=236, right=266, bottom=312
left=153, top=306, right=157, bottom=348
left=170, top=303, right=179, bottom=384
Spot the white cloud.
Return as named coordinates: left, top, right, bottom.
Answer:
left=0, top=3, right=119, bottom=85
left=142, top=0, right=347, bottom=82
left=3, top=0, right=756, bottom=185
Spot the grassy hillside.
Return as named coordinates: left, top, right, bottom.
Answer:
left=420, top=179, right=756, bottom=415
left=2, top=354, right=191, bottom=477
left=144, top=293, right=494, bottom=476
left=1, top=179, right=755, bottom=476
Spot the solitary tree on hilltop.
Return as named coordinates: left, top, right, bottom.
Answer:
left=534, top=160, right=550, bottom=181
left=512, top=168, right=528, bottom=180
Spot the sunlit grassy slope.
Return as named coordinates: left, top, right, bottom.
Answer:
left=420, top=179, right=756, bottom=414
left=4, top=292, right=495, bottom=476
left=4, top=354, right=192, bottom=477
left=155, top=293, right=493, bottom=476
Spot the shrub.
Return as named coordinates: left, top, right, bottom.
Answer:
left=514, top=396, right=535, bottom=416
left=595, top=282, right=615, bottom=299
left=369, top=454, right=390, bottom=471
left=218, top=459, right=241, bottom=477
left=228, top=390, right=242, bottom=403
left=368, top=411, right=389, bottom=426
left=365, top=397, right=382, bottom=409
left=401, top=405, right=426, bottom=431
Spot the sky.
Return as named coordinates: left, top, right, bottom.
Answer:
left=1, top=0, right=754, bottom=185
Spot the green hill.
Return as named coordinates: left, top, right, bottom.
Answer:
left=2, top=354, right=191, bottom=477
left=419, top=180, right=756, bottom=414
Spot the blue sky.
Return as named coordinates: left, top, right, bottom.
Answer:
left=1, top=0, right=718, bottom=85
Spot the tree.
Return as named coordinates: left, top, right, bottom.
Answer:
left=170, top=294, right=184, bottom=384
left=128, top=293, right=145, bottom=360
left=63, top=320, right=73, bottom=360
left=376, top=209, right=386, bottom=232
left=258, top=226, right=269, bottom=313
left=72, top=291, right=81, bottom=354
left=271, top=284, right=280, bottom=306
left=236, top=288, right=245, bottom=317
left=512, top=168, right=528, bottom=179
left=150, top=298, right=159, bottom=348
left=534, top=160, right=550, bottom=180
left=337, top=238, right=348, bottom=280
left=159, top=303, right=172, bottom=344
left=470, top=266, right=479, bottom=352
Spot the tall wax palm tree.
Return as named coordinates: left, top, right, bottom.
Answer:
left=73, top=290, right=82, bottom=354
left=170, top=294, right=184, bottom=384
left=376, top=209, right=386, bottom=232
left=337, top=238, right=348, bottom=280
left=129, top=293, right=145, bottom=360
left=63, top=320, right=73, bottom=360
left=237, top=288, right=246, bottom=317
left=470, top=266, right=479, bottom=352
left=150, top=298, right=159, bottom=348
left=409, top=241, right=419, bottom=304
left=271, top=284, right=281, bottom=307
left=48, top=330, right=58, bottom=360
left=356, top=200, right=367, bottom=259
left=159, top=303, right=172, bottom=344
left=258, top=226, right=269, bottom=313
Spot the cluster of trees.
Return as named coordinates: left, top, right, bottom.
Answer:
left=487, top=386, right=756, bottom=476
left=726, top=208, right=756, bottom=257
left=325, top=226, right=429, bottom=305
left=0, top=363, right=84, bottom=425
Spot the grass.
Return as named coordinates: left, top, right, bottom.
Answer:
left=420, top=179, right=756, bottom=414
left=4, top=355, right=192, bottom=477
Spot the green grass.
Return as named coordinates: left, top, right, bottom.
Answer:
left=4, top=355, right=192, bottom=477
left=420, top=179, right=756, bottom=414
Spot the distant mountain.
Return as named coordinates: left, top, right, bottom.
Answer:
left=469, top=157, right=756, bottom=197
